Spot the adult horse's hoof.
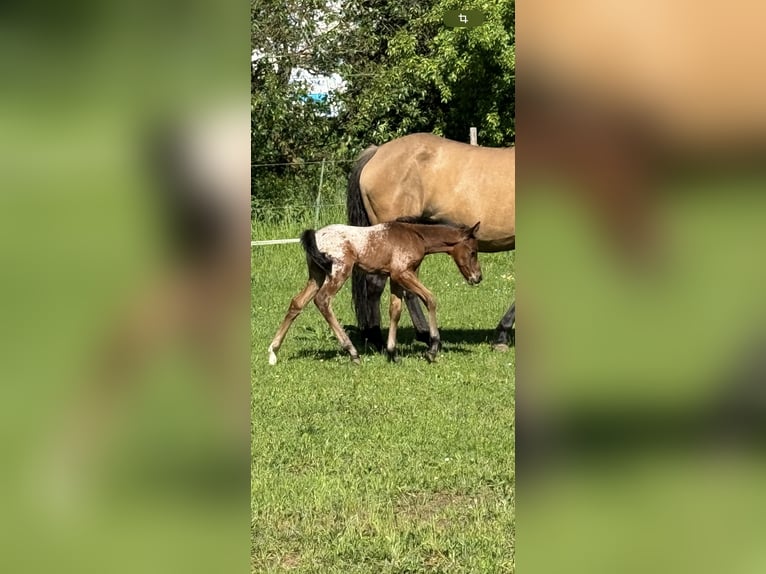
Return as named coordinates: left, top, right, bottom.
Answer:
left=492, top=343, right=510, bottom=352
left=424, top=352, right=439, bottom=363
left=415, top=330, right=431, bottom=345
left=385, top=349, right=400, bottom=363
left=350, top=356, right=361, bottom=365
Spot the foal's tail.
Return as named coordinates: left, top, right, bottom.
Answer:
left=300, top=229, right=333, bottom=275
left=347, top=145, right=379, bottom=329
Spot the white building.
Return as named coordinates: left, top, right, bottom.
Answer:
left=252, top=50, right=346, bottom=117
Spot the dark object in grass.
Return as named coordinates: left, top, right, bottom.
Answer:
left=492, top=302, right=515, bottom=351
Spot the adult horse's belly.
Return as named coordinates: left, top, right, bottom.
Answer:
left=478, top=235, right=515, bottom=252
left=436, top=198, right=514, bottom=252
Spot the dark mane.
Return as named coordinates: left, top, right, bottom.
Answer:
left=394, top=216, right=464, bottom=229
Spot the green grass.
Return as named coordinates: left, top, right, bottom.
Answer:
left=251, top=219, right=515, bottom=573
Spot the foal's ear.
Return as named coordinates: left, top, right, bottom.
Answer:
left=467, top=221, right=480, bottom=237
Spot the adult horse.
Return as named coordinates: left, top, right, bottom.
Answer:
left=347, top=133, right=515, bottom=350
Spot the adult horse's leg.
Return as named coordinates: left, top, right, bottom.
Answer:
left=315, top=265, right=361, bottom=364
left=386, top=282, right=404, bottom=363
left=352, top=269, right=387, bottom=351
left=403, top=291, right=431, bottom=343
left=396, top=271, right=441, bottom=362
left=493, top=301, right=515, bottom=351
left=268, top=265, right=325, bottom=365
left=403, top=265, right=431, bottom=344
left=347, top=146, right=387, bottom=352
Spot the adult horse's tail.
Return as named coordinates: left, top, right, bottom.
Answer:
left=347, top=145, right=377, bottom=227
left=347, top=145, right=383, bottom=346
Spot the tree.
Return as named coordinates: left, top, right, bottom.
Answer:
left=251, top=0, right=515, bottom=205
left=337, top=0, right=514, bottom=147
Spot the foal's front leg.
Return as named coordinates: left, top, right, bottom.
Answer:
left=396, top=271, right=441, bottom=362
left=403, top=264, right=430, bottom=344
left=385, top=282, right=404, bottom=363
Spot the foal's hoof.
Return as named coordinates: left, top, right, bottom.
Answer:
left=416, top=331, right=442, bottom=349
left=350, top=355, right=361, bottom=365
left=425, top=352, right=439, bottom=363
left=492, top=343, right=510, bottom=353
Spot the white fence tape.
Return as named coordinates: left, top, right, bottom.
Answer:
left=251, top=238, right=301, bottom=246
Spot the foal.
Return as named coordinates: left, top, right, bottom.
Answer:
left=268, top=219, right=482, bottom=365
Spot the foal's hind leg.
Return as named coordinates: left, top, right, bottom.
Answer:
left=385, top=282, right=404, bottom=363
left=315, top=265, right=361, bottom=364
left=493, top=301, right=515, bottom=351
left=268, top=267, right=324, bottom=365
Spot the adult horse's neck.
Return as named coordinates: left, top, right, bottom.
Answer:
left=411, top=224, right=464, bottom=254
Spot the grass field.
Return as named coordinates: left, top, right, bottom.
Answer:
left=251, top=210, right=515, bottom=573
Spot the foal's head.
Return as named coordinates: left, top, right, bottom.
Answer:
left=450, top=222, right=482, bottom=285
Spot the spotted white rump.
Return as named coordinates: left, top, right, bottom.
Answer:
left=315, top=224, right=388, bottom=262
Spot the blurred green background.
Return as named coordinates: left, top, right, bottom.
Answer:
left=0, top=1, right=248, bottom=573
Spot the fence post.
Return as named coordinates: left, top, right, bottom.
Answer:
left=314, top=158, right=326, bottom=226
left=469, top=127, right=478, bottom=145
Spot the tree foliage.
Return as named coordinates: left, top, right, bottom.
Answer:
left=251, top=0, right=514, bottom=205
left=338, top=0, right=514, bottom=147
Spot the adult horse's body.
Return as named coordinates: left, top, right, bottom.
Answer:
left=347, top=133, right=515, bottom=349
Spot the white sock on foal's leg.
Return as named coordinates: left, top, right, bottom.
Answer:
left=268, top=344, right=278, bottom=365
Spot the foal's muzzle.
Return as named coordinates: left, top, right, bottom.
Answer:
left=468, top=273, right=483, bottom=285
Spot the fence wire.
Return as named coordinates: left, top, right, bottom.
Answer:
left=251, top=158, right=354, bottom=167
left=251, top=157, right=353, bottom=246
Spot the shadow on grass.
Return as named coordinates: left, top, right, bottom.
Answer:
left=289, top=325, right=505, bottom=361
left=346, top=325, right=499, bottom=353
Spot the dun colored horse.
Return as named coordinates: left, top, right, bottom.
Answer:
left=268, top=219, right=482, bottom=365
left=347, top=133, right=515, bottom=351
